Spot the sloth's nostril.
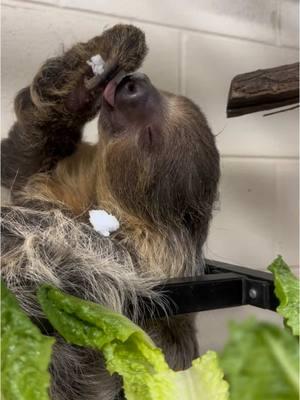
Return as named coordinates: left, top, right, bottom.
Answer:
left=127, top=82, right=136, bottom=93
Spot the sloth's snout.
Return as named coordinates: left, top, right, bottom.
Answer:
left=116, top=73, right=152, bottom=107
left=100, top=71, right=163, bottom=132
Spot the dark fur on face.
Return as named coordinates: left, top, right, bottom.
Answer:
left=101, top=89, right=219, bottom=228
left=1, top=24, right=220, bottom=400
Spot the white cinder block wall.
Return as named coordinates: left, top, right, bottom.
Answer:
left=1, top=0, right=299, bottom=352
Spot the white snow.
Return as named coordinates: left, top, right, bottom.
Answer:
left=89, top=209, right=120, bottom=237
left=87, top=54, right=105, bottom=75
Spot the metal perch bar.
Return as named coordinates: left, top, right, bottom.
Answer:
left=152, top=259, right=279, bottom=317
left=34, top=259, right=278, bottom=336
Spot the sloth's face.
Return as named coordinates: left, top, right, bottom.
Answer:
left=99, top=72, right=164, bottom=152
left=98, top=73, right=220, bottom=224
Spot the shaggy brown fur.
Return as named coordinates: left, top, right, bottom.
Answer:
left=1, top=24, right=220, bottom=400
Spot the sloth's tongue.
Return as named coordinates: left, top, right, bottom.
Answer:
left=103, top=80, right=117, bottom=107
left=103, top=70, right=127, bottom=107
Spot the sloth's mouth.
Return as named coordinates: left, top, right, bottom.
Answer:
left=103, top=71, right=130, bottom=107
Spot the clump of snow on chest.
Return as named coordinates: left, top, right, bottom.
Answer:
left=89, top=210, right=120, bottom=237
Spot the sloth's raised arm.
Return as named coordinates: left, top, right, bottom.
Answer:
left=1, top=24, right=147, bottom=191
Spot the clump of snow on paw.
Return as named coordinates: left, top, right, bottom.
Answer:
left=87, top=54, right=105, bottom=75
left=89, top=210, right=120, bottom=237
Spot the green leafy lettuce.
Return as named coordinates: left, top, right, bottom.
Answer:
left=1, top=281, right=54, bottom=400
left=2, top=255, right=298, bottom=400
left=38, top=285, right=229, bottom=400
left=220, top=256, right=300, bottom=400
left=268, top=255, right=299, bottom=336
left=220, top=319, right=299, bottom=400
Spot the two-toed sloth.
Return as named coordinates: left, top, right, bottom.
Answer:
left=1, top=25, right=220, bottom=400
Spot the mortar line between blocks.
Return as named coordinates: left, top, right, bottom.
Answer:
left=3, top=0, right=60, bottom=10
left=4, top=0, right=297, bottom=50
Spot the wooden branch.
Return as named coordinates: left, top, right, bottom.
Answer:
left=227, top=62, right=299, bottom=118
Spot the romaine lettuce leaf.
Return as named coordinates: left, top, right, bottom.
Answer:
left=1, top=281, right=54, bottom=400
left=38, top=285, right=229, bottom=400
left=268, top=256, right=299, bottom=336
left=220, top=319, right=299, bottom=400
left=175, top=351, right=229, bottom=400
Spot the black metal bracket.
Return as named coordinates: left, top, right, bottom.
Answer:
left=33, top=259, right=279, bottom=335
left=153, top=259, right=279, bottom=317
